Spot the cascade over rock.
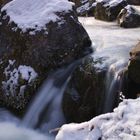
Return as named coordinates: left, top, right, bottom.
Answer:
left=63, top=57, right=106, bottom=123
left=117, top=5, right=140, bottom=28
left=0, top=0, right=92, bottom=112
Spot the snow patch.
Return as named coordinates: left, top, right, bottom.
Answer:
left=18, top=65, right=38, bottom=83
left=56, top=98, right=140, bottom=140
left=1, top=0, right=73, bottom=33
left=2, top=60, right=38, bottom=97
left=77, top=2, right=90, bottom=14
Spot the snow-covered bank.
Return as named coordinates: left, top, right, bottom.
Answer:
left=1, top=0, right=73, bottom=32
left=56, top=98, right=140, bottom=140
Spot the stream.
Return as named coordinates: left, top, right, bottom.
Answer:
left=0, top=17, right=140, bottom=139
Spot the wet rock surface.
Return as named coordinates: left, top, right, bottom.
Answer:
left=0, top=2, right=92, bottom=113
left=118, top=5, right=140, bottom=28
left=63, top=57, right=106, bottom=123
left=95, top=0, right=128, bottom=21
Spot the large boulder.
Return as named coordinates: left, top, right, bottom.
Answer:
left=127, top=0, right=140, bottom=5
left=117, top=5, right=140, bottom=28
left=0, top=0, right=92, bottom=112
left=63, top=57, right=106, bottom=123
left=95, top=0, right=128, bottom=21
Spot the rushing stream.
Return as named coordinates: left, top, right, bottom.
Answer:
left=0, top=17, right=140, bottom=139
left=79, top=17, right=140, bottom=113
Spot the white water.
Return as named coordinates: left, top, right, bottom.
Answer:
left=22, top=60, right=81, bottom=135
left=0, top=109, right=50, bottom=140
left=103, top=61, right=126, bottom=113
left=79, top=17, right=140, bottom=112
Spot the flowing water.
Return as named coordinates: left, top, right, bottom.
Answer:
left=22, top=59, right=81, bottom=134
left=103, top=60, right=127, bottom=113
left=0, top=60, right=81, bottom=139
left=0, top=17, right=140, bottom=139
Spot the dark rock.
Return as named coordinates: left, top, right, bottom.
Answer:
left=128, top=42, right=140, bottom=84
left=95, top=0, right=128, bottom=21
left=0, top=0, right=11, bottom=8
left=121, top=69, right=140, bottom=99
left=0, top=2, right=92, bottom=113
left=127, top=0, right=140, bottom=5
left=117, top=5, right=140, bottom=28
left=63, top=57, right=106, bottom=123
left=122, top=42, right=140, bottom=99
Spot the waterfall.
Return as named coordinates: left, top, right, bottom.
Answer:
left=103, top=60, right=127, bottom=113
left=22, top=60, right=81, bottom=132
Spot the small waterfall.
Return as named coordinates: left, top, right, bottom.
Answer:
left=22, top=60, right=81, bottom=132
left=103, top=60, right=127, bottom=113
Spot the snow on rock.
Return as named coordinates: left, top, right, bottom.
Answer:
left=1, top=0, right=73, bottom=32
left=77, top=2, right=90, bottom=14
left=56, top=98, right=140, bottom=140
left=117, top=5, right=140, bottom=28
left=95, top=0, right=128, bottom=21
left=2, top=60, right=38, bottom=97
left=18, top=65, right=38, bottom=83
